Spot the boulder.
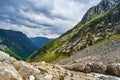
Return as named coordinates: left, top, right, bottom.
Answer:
left=107, top=63, right=120, bottom=76
left=84, top=62, right=107, bottom=74
left=0, top=51, right=16, bottom=63
left=84, top=64, right=91, bottom=73
left=0, top=62, right=22, bottom=80
left=12, top=61, right=42, bottom=80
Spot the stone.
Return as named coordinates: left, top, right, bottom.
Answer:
left=0, top=62, right=22, bottom=80
left=12, top=61, right=41, bottom=80
left=29, top=75, right=35, bottom=80
left=84, top=62, right=107, bottom=74
left=107, top=63, right=120, bottom=76
left=84, top=64, right=91, bottom=73
left=0, top=51, right=16, bottom=63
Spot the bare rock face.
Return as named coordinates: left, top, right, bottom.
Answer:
left=80, top=0, right=120, bottom=24
left=107, top=63, right=120, bottom=76
left=0, top=62, right=22, bottom=80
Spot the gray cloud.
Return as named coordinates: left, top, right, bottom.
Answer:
left=0, top=0, right=101, bottom=38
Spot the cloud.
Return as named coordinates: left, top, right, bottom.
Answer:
left=0, top=0, right=101, bottom=38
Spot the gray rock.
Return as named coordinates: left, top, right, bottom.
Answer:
left=84, top=62, right=107, bottom=74
left=107, top=63, right=120, bottom=76
left=0, top=62, right=22, bottom=80
left=0, top=51, right=16, bottom=62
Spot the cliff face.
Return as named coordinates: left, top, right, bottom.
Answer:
left=28, top=1, right=120, bottom=63
left=0, top=29, right=37, bottom=59
left=80, top=0, right=120, bottom=24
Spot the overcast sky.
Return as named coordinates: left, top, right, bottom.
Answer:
left=0, top=0, right=101, bottom=38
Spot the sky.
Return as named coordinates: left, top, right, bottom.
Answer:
left=0, top=0, right=101, bottom=38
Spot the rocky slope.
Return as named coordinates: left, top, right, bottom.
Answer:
left=28, top=0, right=120, bottom=63
left=30, top=37, right=53, bottom=49
left=0, top=29, right=37, bottom=59
left=55, top=34, right=120, bottom=76
left=0, top=51, right=120, bottom=80
left=56, top=34, right=120, bottom=65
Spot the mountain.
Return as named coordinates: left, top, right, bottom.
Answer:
left=28, top=0, right=120, bottom=63
left=80, top=0, right=120, bottom=24
left=30, top=37, right=53, bottom=49
left=0, top=29, right=37, bottom=59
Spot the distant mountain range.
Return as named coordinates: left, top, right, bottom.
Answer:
left=28, top=0, right=120, bottom=63
left=30, top=37, right=53, bottom=49
left=0, top=29, right=37, bottom=60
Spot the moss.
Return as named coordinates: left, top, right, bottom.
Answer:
left=95, top=34, right=120, bottom=45
left=35, top=76, right=38, bottom=80
left=39, top=69, right=47, bottom=74
left=80, top=45, right=87, bottom=50
left=59, top=75, right=65, bottom=80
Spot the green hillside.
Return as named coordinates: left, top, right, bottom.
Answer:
left=0, top=29, right=37, bottom=60
left=28, top=2, right=120, bottom=63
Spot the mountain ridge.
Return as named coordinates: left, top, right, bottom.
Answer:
left=80, top=0, right=120, bottom=24
left=0, top=29, right=37, bottom=59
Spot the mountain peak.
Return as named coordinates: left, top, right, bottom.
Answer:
left=80, top=0, right=120, bottom=24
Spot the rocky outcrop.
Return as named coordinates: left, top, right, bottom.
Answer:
left=64, top=61, right=120, bottom=78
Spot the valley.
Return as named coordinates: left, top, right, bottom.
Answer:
left=0, top=0, right=120, bottom=80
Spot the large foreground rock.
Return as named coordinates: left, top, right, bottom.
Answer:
left=12, top=61, right=45, bottom=80
left=0, top=62, right=22, bottom=80
left=0, top=51, right=16, bottom=63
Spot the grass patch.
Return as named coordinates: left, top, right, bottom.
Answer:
left=34, top=52, right=69, bottom=63
left=39, top=69, right=47, bottom=74
left=59, top=75, right=65, bottom=80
